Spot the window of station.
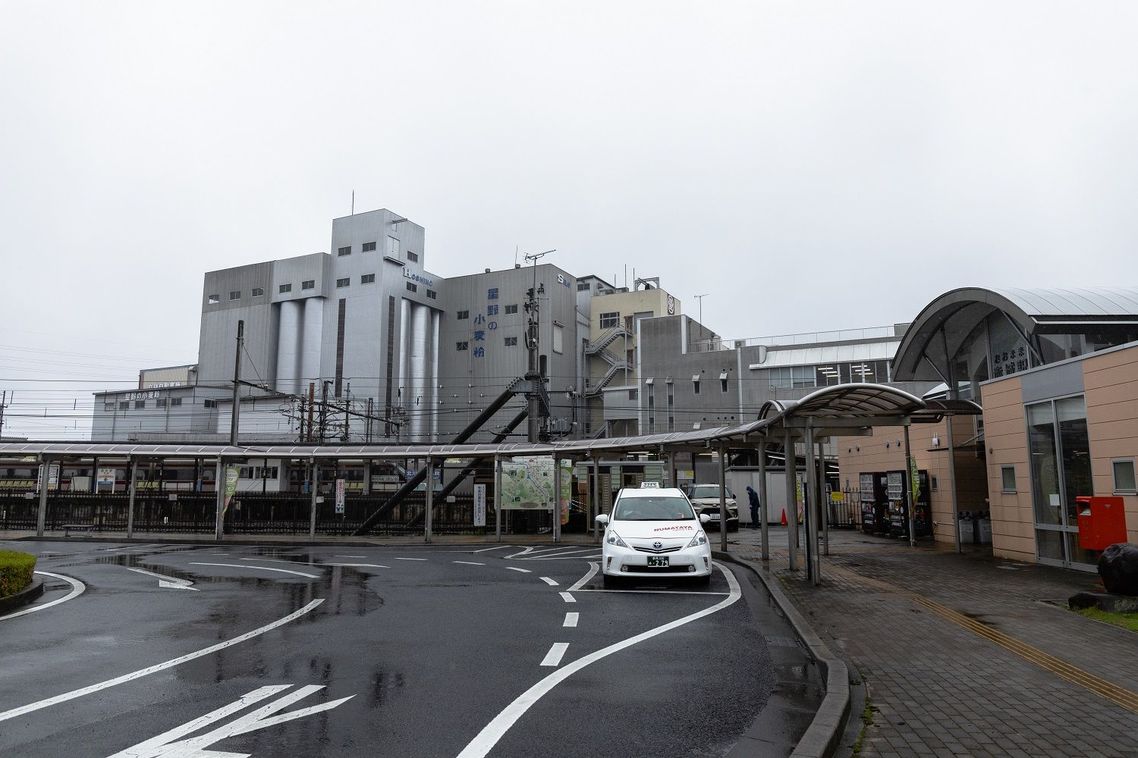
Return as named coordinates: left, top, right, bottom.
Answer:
left=599, top=312, right=619, bottom=329
left=1113, top=459, right=1136, bottom=493
left=208, top=294, right=219, bottom=304
left=362, top=241, right=377, bottom=252
left=406, top=282, right=417, bottom=293
left=336, top=278, right=350, bottom=288
left=338, top=246, right=351, bottom=256
left=505, top=304, right=518, bottom=314
left=279, top=283, right=292, bottom=293
left=361, top=273, right=375, bottom=284
left=302, top=280, right=315, bottom=290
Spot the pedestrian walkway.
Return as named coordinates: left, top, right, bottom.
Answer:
left=728, top=527, right=1138, bottom=757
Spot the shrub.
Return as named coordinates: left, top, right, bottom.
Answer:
left=0, top=550, right=37, bottom=598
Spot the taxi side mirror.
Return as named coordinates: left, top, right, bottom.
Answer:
left=595, top=514, right=610, bottom=526
left=699, top=514, right=711, bottom=524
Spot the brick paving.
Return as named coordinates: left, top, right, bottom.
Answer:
left=728, top=527, right=1138, bottom=758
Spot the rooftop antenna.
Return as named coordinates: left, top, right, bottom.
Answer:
left=351, top=190, right=355, bottom=216
left=514, top=245, right=519, bottom=267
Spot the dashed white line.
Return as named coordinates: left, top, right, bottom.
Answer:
left=568, top=563, right=599, bottom=592
left=189, top=562, right=320, bottom=579
left=539, top=577, right=559, bottom=586
left=334, top=555, right=367, bottom=558
left=0, top=572, right=85, bottom=622
left=324, top=563, right=389, bottom=569
left=0, top=599, right=324, bottom=723
left=456, top=564, right=742, bottom=758
left=559, top=592, right=575, bottom=603
left=453, top=561, right=486, bottom=566
left=540, top=643, right=569, bottom=667
left=394, top=557, right=428, bottom=562
left=563, top=612, right=579, bottom=628
left=505, top=567, right=532, bottom=574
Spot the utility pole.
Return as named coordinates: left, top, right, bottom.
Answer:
left=307, top=383, right=315, bottom=443
left=0, top=391, right=8, bottom=439
left=523, top=249, right=555, bottom=443
left=344, top=382, right=351, bottom=443
left=229, top=320, right=244, bottom=446
left=320, top=381, right=331, bottom=444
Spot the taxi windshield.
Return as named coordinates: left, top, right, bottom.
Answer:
left=613, top=496, right=696, bottom=521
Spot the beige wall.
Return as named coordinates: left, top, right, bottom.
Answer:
left=1083, top=347, right=1138, bottom=544
left=837, top=416, right=987, bottom=546
left=980, top=376, right=1036, bottom=562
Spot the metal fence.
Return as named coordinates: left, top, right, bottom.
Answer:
left=825, top=489, right=863, bottom=529
left=0, top=491, right=581, bottom=536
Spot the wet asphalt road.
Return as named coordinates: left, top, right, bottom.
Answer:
left=0, top=540, right=818, bottom=757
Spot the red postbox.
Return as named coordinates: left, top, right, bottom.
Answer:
left=1075, top=496, right=1129, bottom=551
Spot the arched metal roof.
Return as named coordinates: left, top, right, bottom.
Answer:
left=754, top=384, right=924, bottom=428
left=892, top=286, right=1138, bottom=382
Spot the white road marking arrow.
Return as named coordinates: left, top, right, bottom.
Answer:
left=107, top=684, right=355, bottom=758
left=126, top=567, right=199, bottom=591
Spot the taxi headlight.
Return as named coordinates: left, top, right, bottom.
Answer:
left=686, top=530, right=708, bottom=549
left=606, top=531, right=628, bottom=548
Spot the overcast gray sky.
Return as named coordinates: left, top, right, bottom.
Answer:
left=3, top=1, right=1138, bottom=439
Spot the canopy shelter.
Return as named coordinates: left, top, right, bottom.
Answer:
left=0, top=383, right=980, bottom=586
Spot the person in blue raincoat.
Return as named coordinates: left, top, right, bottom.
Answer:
left=746, top=485, right=761, bottom=529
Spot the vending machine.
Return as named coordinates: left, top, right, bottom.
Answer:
left=859, top=472, right=889, bottom=534
left=886, top=469, right=932, bottom=538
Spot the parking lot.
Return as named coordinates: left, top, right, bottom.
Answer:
left=1, top=540, right=820, bottom=757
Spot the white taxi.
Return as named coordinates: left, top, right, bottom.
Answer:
left=595, top=484, right=713, bottom=588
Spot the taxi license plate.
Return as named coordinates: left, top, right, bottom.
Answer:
left=647, top=556, right=669, bottom=567
left=708, top=513, right=720, bottom=519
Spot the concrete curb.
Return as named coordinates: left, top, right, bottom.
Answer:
left=0, top=578, right=45, bottom=615
left=714, top=551, right=850, bottom=758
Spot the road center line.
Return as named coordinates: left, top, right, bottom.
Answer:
left=335, top=555, right=367, bottom=558
left=0, top=599, right=324, bottom=723
left=540, top=643, right=569, bottom=667
left=563, top=612, right=579, bottom=628
left=454, top=561, right=486, bottom=566
left=189, top=562, right=320, bottom=579
left=324, top=563, right=389, bottom=569
left=505, top=567, right=532, bottom=574
left=559, top=592, right=575, bottom=603
left=539, top=577, right=559, bottom=586
left=394, top=557, right=428, bottom=562
left=0, top=571, right=85, bottom=622
left=457, top=564, right=741, bottom=758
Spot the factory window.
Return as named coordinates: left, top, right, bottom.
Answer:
left=207, top=294, right=219, bottom=304
left=204, top=399, right=217, bottom=408
left=505, top=304, right=518, bottom=314
left=505, top=336, right=518, bottom=346
left=577, top=282, right=591, bottom=291
left=457, top=310, right=469, bottom=320
left=552, top=324, right=564, bottom=354
left=692, top=375, right=701, bottom=394
left=456, top=341, right=469, bottom=351
left=599, top=312, right=619, bottom=329
left=426, top=289, right=437, bottom=299
left=362, top=241, right=377, bottom=252
left=251, top=287, right=264, bottom=297
left=171, top=398, right=182, bottom=406
left=119, top=401, right=129, bottom=410
left=487, top=288, right=499, bottom=300
left=361, top=274, right=375, bottom=284
left=279, top=283, right=292, bottom=293
left=720, top=371, right=729, bottom=393
left=406, top=282, right=417, bottom=293
left=104, top=402, right=114, bottom=411
left=407, top=251, right=419, bottom=263
left=337, top=278, right=350, bottom=288
left=338, top=246, right=352, bottom=256
left=769, top=366, right=816, bottom=389
left=229, top=291, right=240, bottom=300
left=302, top=280, right=315, bottom=290
left=134, top=400, right=145, bottom=409
left=386, top=236, right=399, bottom=256
left=156, top=398, right=167, bottom=408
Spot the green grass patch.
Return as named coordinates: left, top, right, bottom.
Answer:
left=1077, top=606, right=1138, bottom=633
left=852, top=698, right=877, bottom=756
left=0, top=550, right=37, bottom=598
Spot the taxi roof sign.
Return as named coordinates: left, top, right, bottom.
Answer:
left=640, top=481, right=661, bottom=488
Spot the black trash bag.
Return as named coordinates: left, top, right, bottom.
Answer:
left=1098, top=543, right=1138, bottom=596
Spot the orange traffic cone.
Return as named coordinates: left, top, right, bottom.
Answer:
left=780, top=509, right=788, bottom=527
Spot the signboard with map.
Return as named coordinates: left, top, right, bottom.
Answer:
left=501, top=456, right=556, bottom=510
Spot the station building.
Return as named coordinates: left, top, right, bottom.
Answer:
left=839, top=287, right=1138, bottom=572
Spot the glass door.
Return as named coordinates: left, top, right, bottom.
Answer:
left=1027, top=396, right=1095, bottom=570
